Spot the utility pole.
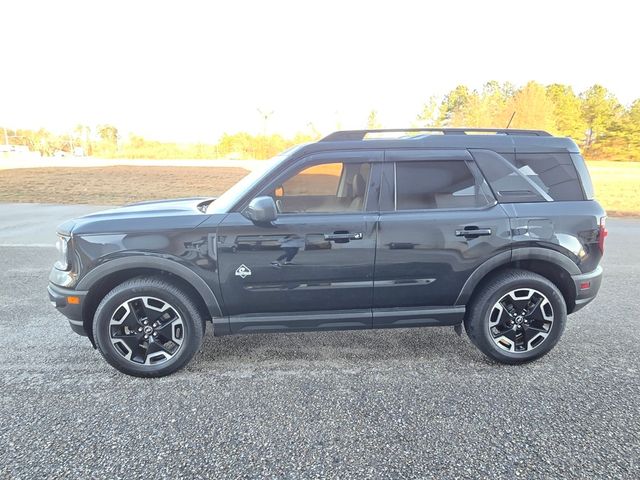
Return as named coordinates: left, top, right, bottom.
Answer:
left=3, top=127, right=8, bottom=146
left=257, top=108, right=274, bottom=135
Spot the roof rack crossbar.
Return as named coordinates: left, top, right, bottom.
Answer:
left=321, top=128, right=551, bottom=142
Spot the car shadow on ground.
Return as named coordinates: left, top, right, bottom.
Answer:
left=195, top=325, right=485, bottom=365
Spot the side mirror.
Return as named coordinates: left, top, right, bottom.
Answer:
left=243, top=196, right=278, bottom=223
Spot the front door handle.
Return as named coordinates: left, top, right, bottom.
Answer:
left=455, top=227, right=492, bottom=238
left=324, top=232, right=364, bottom=241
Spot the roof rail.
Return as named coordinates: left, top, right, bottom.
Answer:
left=321, top=128, right=552, bottom=142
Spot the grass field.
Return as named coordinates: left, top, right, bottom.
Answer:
left=0, top=161, right=637, bottom=215
left=586, top=161, right=640, bottom=216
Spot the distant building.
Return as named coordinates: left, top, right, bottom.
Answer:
left=0, top=144, right=30, bottom=153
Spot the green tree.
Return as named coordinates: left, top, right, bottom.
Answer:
left=367, top=110, right=381, bottom=129
left=623, top=100, right=640, bottom=157
left=546, top=84, right=586, bottom=140
left=607, top=99, right=640, bottom=160
left=438, top=82, right=513, bottom=127
left=415, top=96, right=440, bottom=127
left=74, top=124, right=92, bottom=155
left=438, top=85, right=472, bottom=125
left=97, top=124, right=119, bottom=145
left=476, top=81, right=513, bottom=127
left=580, top=85, right=620, bottom=151
left=502, top=81, right=557, bottom=132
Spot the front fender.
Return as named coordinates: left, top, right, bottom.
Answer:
left=76, top=255, right=223, bottom=318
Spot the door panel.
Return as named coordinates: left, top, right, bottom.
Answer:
left=216, top=151, right=382, bottom=333
left=374, top=207, right=511, bottom=309
left=373, top=151, right=511, bottom=326
left=217, top=212, right=377, bottom=326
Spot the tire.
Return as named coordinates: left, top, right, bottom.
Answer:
left=93, top=276, right=205, bottom=377
left=464, top=269, right=567, bottom=364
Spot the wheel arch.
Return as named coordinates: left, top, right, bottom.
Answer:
left=77, top=257, right=223, bottom=344
left=456, top=248, right=578, bottom=314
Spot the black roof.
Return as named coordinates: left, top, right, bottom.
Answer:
left=302, top=128, right=580, bottom=155
left=321, top=128, right=552, bottom=141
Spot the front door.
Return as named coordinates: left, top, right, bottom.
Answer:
left=217, top=150, right=382, bottom=333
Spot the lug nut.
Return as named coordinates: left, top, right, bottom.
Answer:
left=143, top=320, right=148, bottom=325
left=144, top=334, right=149, bottom=339
left=153, top=332, right=158, bottom=337
left=138, top=327, right=142, bottom=332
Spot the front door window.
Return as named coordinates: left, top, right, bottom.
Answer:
left=273, top=162, right=371, bottom=214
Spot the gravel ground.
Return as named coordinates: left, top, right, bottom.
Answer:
left=0, top=219, right=639, bottom=479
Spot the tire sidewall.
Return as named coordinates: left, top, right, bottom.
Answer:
left=469, top=273, right=567, bottom=363
left=93, top=281, right=202, bottom=377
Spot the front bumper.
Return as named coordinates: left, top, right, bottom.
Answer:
left=47, top=282, right=88, bottom=336
left=571, top=265, right=603, bottom=313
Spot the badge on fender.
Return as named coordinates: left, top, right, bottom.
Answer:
left=235, top=264, right=252, bottom=278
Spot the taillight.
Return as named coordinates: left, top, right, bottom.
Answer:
left=598, top=216, right=607, bottom=254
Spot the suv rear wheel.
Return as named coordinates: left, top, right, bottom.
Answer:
left=93, top=276, right=205, bottom=377
left=464, top=269, right=567, bottom=364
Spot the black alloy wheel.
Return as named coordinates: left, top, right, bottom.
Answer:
left=93, top=276, right=205, bottom=377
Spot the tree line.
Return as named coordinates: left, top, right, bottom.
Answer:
left=0, top=124, right=318, bottom=160
left=413, top=81, right=639, bottom=160
left=2, top=81, right=638, bottom=160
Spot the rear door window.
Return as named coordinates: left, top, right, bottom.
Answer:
left=394, top=160, right=492, bottom=210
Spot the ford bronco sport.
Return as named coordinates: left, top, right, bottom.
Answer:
left=48, top=128, right=606, bottom=377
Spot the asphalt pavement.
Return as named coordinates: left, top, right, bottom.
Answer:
left=0, top=204, right=638, bottom=479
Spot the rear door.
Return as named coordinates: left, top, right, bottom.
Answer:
left=373, top=149, right=511, bottom=327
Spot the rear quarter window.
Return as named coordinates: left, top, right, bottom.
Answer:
left=471, top=150, right=586, bottom=203
left=516, top=153, right=584, bottom=201
left=570, top=153, right=594, bottom=199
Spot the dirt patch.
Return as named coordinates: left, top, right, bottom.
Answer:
left=0, top=166, right=249, bottom=205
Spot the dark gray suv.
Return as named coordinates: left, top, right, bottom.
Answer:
left=48, top=128, right=606, bottom=377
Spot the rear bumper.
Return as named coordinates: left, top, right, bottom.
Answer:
left=47, top=283, right=88, bottom=336
left=570, top=265, right=603, bottom=313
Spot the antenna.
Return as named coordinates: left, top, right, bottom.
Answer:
left=505, top=111, right=516, bottom=129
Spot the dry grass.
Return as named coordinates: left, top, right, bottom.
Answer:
left=0, top=162, right=637, bottom=216
left=587, top=161, right=640, bottom=216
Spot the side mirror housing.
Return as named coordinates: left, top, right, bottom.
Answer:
left=243, top=196, right=278, bottom=223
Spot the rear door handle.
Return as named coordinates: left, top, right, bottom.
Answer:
left=324, top=232, right=364, bottom=241
left=455, top=228, right=492, bottom=238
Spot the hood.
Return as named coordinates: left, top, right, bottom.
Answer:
left=58, top=197, right=218, bottom=235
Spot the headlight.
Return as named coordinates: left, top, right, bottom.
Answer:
left=55, top=235, right=71, bottom=270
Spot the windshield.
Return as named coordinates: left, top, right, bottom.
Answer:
left=207, top=146, right=305, bottom=213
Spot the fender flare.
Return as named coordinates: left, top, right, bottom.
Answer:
left=77, top=255, right=223, bottom=318
left=455, top=247, right=580, bottom=306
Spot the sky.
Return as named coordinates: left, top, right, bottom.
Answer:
left=0, top=0, right=638, bottom=142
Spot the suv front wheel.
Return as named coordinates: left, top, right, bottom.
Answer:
left=93, top=276, right=205, bottom=377
left=464, top=269, right=567, bottom=364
